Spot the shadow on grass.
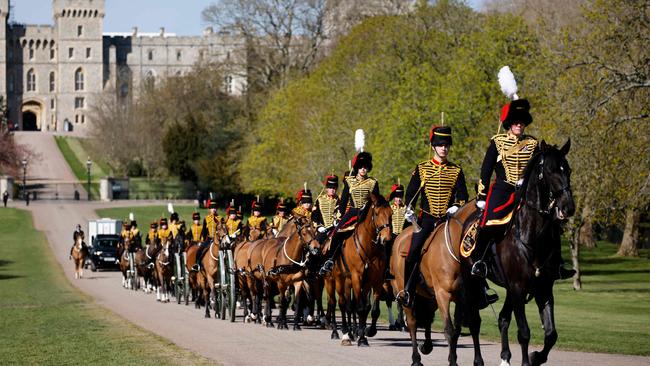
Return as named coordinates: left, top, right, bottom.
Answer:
left=0, top=259, right=13, bottom=268
left=583, top=256, right=649, bottom=265
left=583, top=268, right=650, bottom=276
left=0, top=274, right=23, bottom=280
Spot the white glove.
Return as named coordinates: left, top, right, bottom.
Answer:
left=333, top=219, right=340, bottom=227
left=405, top=206, right=415, bottom=223
left=446, top=206, right=459, bottom=215
left=476, top=200, right=486, bottom=210
left=317, top=226, right=327, bottom=233
left=229, top=234, right=237, bottom=239
left=516, top=178, right=524, bottom=188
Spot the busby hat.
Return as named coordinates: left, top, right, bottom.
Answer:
left=352, top=152, right=373, bottom=172
left=227, top=205, right=237, bottom=216
left=170, top=212, right=179, bottom=222
left=192, top=212, right=200, bottom=221
left=159, top=217, right=168, bottom=226
left=130, top=220, right=137, bottom=227
left=236, top=207, right=243, bottom=220
left=251, top=200, right=262, bottom=212
left=297, top=189, right=313, bottom=204
left=150, top=221, right=158, bottom=229
left=429, top=125, right=452, bottom=146
left=389, top=183, right=405, bottom=201
left=208, top=200, right=217, bottom=209
left=276, top=200, right=288, bottom=213
left=500, top=99, right=532, bottom=129
left=325, top=175, right=339, bottom=189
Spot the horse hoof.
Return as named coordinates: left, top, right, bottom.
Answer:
left=331, top=330, right=340, bottom=340
left=266, top=322, right=275, bottom=328
left=357, top=338, right=369, bottom=347
left=205, top=314, right=210, bottom=318
left=293, top=324, right=302, bottom=331
left=340, top=339, right=352, bottom=346
left=366, top=326, right=377, bottom=338
left=529, top=351, right=545, bottom=366
left=283, top=323, right=289, bottom=330
left=389, top=324, right=396, bottom=331
left=411, top=362, right=424, bottom=366
left=474, top=358, right=485, bottom=366
left=419, top=340, right=433, bottom=355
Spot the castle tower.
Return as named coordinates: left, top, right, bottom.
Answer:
left=0, top=0, right=8, bottom=105
left=52, top=0, right=104, bottom=130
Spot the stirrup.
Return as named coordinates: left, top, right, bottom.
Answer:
left=319, top=259, right=334, bottom=275
left=396, top=289, right=412, bottom=308
left=191, top=264, right=200, bottom=272
left=471, top=260, right=487, bottom=278
left=147, top=263, right=155, bottom=269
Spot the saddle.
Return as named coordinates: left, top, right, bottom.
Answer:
left=398, top=224, right=446, bottom=258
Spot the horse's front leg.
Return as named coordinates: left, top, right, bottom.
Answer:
left=366, top=290, right=381, bottom=337
left=499, top=293, right=514, bottom=365
left=467, top=304, right=484, bottom=366
left=435, top=290, right=457, bottom=366
left=404, top=307, right=423, bottom=366
left=530, top=288, right=557, bottom=366
left=353, top=277, right=370, bottom=347
left=513, top=298, right=531, bottom=366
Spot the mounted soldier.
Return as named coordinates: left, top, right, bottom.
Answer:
left=157, top=217, right=172, bottom=243
left=247, top=199, right=268, bottom=233
left=320, top=129, right=380, bottom=275
left=69, top=224, right=86, bottom=259
left=471, top=92, right=575, bottom=280
left=193, top=202, right=222, bottom=271
left=226, top=204, right=243, bottom=239
left=397, top=125, right=472, bottom=307
left=129, top=213, right=141, bottom=249
left=271, top=200, right=290, bottom=235
left=188, top=212, right=206, bottom=244
left=169, top=208, right=181, bottom=239
left=292, top=186, right=313, bottom=219
left=384, top=181, right=406, bottom=279
left=145, top=221, right=158, bottom=246
left=313, top=174, right=340, bottom=244
left=119, top=220, right=132, bottom=244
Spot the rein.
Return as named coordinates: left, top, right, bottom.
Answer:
left=281, top=220, right=314, bottom=267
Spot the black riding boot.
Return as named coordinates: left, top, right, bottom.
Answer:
left=398, top=258, right=417, bottom=308
left=193, top=245, right=205, bottom=271
left=476, top=278, right=499, bottom=309
left=384, top=238, right=395, bottom=280
left=319, top=235, right=341, bottom=275
left=470, top=227, right=490, bottom=278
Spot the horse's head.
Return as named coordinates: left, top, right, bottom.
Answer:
left=530, top=139, right=575, bottom=220
left=369, top=193, right=393, bottom=245
left=294, top=215, right=320, bottom=257
left=76, top=235, right=84, bottom=248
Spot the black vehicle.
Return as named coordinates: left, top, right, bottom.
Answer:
left=87, top=234, right=121, bottom=271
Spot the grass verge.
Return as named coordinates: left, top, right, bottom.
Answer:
left=0, top=208, right=217, bottom=365
left=54, top=136, right=100, bottom=196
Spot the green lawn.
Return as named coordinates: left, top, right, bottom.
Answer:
left=0, top=208, right=216, bottom=365
left=54, top=136, right=101, bottom=196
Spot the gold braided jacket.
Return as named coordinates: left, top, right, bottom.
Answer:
left=247, top=216, right=267, bottom=229
left=204, top=214, right=222, bottom=239
left=226, top=218, right=242, bottom=236
left=147, top=229, right=156, bottom=243
left=272, top=215, right=289, bottom=232
left=391, top=203, right=406, bottom=235
left=317, top=195, right=338, bottom=228
left=120, top=229, right=132, bottom=240
left=169, top=222, right=181, bottom=238
left=418, top=160, right=463, bottom=218
left=190, top=224, right=202, bottom=242
left=493, top=134, right=538, bottom=186
left=291, top=206, right=312, bottom=220
left=346, top=176, right=377, bottom=208
left=157, top=228, right=172, bottom=241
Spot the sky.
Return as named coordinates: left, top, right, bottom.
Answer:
left=9, top=0, right=483, bottom=36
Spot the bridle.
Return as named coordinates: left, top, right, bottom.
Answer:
left=526, top=153, right=572, bottom=217
left=370, top=203, right=391, bottom=245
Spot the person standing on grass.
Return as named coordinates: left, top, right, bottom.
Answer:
left=2, top=190, right=8, bottom=207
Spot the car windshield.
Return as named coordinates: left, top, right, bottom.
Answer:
left=95, top=239, right=118, bottom=248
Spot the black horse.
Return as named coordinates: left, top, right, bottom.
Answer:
left=472, top=140, right=574, bottom=366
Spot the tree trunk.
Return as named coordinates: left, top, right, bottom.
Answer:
left=567, top=221, right=582, bottom=290
left=577, top=203, right=596, bottom=248
left=617, top=208, right=640, bottom=257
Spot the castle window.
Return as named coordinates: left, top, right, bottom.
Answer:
left=199, top=50, right=205, bottom=60
left=224, top=75, right=233, bottom=94
left=81, top=115, right=86, bottom=123
left=176, top=50, right=182, bottom=61
left=50, top=48, right=56, bottom=60
left=75, top=115, right=79, bottom=123
left=75, top=97, right=85, bottom=109
left=49, top=72, right=56, bottom=92
left=69, top=47, right=74, bottom=59
left=77, top=25, right=83, bottom=37
left=26, top=69, right=36, bottom=92
left=51, top=99, right=55, bottom=110
left=75, top=68, right=84, bottom=91
left=86, top=47, right=91, bottom=59
left=148, top=50, right=153, bottom=61
left=29, top=48, right=34, bottom=60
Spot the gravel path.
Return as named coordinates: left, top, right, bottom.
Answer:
left=18, top=134, right=650, bottom=366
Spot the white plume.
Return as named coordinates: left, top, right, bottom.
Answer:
left=498, top=66, right=519, bottom=100
left=354, top=129, right=365, bottom=152
left=129, top=212, right=134, bottom=221
left=167, top=203, right=174, bottom=214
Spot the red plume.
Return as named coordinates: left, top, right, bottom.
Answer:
left=429, top=125, right=441, bottom=141
left=500, top=103, right=511, bottom=123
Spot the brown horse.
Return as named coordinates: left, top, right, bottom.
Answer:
left=71, top=235, right=88, bottom=279
left=196, top=221, right=229, bottom=318
left=391, top=202, right=484, bottom=366
left=118, top=237, right=132, bottom=288
left=134, top=244, right=154, bottom=293
left=247, top=215, right=320, bottom=330
left=154, top=237, right=174, bottom=302
left=324, top=192, right=392, bottom=346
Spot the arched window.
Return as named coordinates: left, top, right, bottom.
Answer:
left=74, top=68, right=84, bottom=91
left=26, top=69, right=36, bottom=91
left=144, top=70, right=155, bottom=89
left=49, top=72, right=56, bottom=92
